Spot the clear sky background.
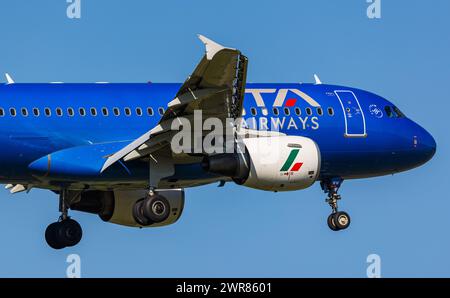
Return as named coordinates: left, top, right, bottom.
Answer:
left=0, top=0, right=448, bottom=277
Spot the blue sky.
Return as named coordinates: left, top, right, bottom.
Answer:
left=0, top=0, right=448, bottom=277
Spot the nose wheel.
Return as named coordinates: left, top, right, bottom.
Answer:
left=327, top=211, right=351, bottom=231
left=322, top=179, right=351, bottom=231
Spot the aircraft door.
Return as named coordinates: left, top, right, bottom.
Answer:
left=334, top=90, right=367, bottom=137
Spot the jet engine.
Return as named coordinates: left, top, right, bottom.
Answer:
left=70, top=189, right=184, bottom=227
left=202, top=136, right=321, bottom=191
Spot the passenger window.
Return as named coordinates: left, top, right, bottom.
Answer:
left=45, top=108, right=51, bottom=117
left=102, top=107, right=108, bottom=116
left=113, top=107, right=120, bottom=116
left=317, top=107, right=323, bottom=116
left=0, top=108, right=4, bottom=117
left=124, top=107, right=131, bottom=116
left=90, top=108, right=97, bottom=116
left=56, top=108, right=63, bottom=117
left=385, top=106, right=393, bottom=118
left=10, top=108, right=16, bottom=117
left=250, top=107, right=257, bottom=116
left=306, top=107, right=312, bottom=116
left=273, top=107, right=279, bottom=116
left=21, top=108, right=29, bottom=117
left=284, top=107, right=290, bottom=116
left=327, top=107, right=334, bottom=116
left=67, top=108, right=74, bottom=117
left=147, top=107, right=154, bottom=116
left=295, top=107, right=301, bottom=116
left=79, top=108, right=86, bottom=116
left=136, top=107, right=143, bottom=116
left=158, top=107, right=164, bottom=115
left=33, top=108, right=40, bottom=117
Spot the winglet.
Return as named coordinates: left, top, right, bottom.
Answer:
left=5, top=73, right=14, bottom=84
left=197, top=34, right=226, bottom=60
left=313, top=74, right=322, bottom=85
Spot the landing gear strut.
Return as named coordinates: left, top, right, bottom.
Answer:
left=45, top=190, right=83, bottom=249
left=321, top=179, right=351, bottom=231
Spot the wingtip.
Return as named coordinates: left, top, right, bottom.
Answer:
left=10, top=184, right=26, bottom=194
left=314, top=74, right=322, bottom=85
left=197, top=34, right=205, bottom=41
left=197, top=34, right=212, bottom=44
left=5, top=73, right=14, bottom=84
left=197, top=34, right=226, bottom=60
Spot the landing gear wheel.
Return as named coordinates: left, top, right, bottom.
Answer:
left=133, top=199, right=153, bottom=226
left=45, top=222, right=65, bottom=250
left=58, top=219, right=83, bottom=247
left=143, top=195, right=170, bottom=223
left=333, top=211, right=351, bottom=230
left=45, top=219, right=82, bottom=249
left=327, top=213, right=340, bottom=231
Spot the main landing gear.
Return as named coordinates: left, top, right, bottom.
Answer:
left=45, top=190, right=82, bottom=250
left=132, top=188, right=171, bottom=226
left=321, top=179, right=351, bottom=231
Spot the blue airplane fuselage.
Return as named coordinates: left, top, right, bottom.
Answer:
left=0, top=83, right=436, bottom=188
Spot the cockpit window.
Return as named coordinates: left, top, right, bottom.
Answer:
left=393, top=106, right=405, bottom=118
left=385, top=106, right=393, bottom=118
left=385, top=105, right=405, bottom=118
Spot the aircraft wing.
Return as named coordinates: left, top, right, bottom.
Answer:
left=100, top=35, right=248, bottom=173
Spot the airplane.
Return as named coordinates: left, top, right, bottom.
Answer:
left=0, top=35, right=436, bottom=249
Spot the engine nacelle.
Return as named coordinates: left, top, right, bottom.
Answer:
left=70, top=189, right=184, bottom=227
left=203, top=136, right=321, bottom=191
left=242, top=136, right=321, bottom=191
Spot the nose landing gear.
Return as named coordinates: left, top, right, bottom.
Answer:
left=45, top=189, right=83, bottom=250
left=322, top=179, right=351, bottom=231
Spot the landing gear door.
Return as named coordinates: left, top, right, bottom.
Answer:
left=334, top=90, right=367, bottom=137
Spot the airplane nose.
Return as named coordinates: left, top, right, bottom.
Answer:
left=415, top=126, right=436, bottom=164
